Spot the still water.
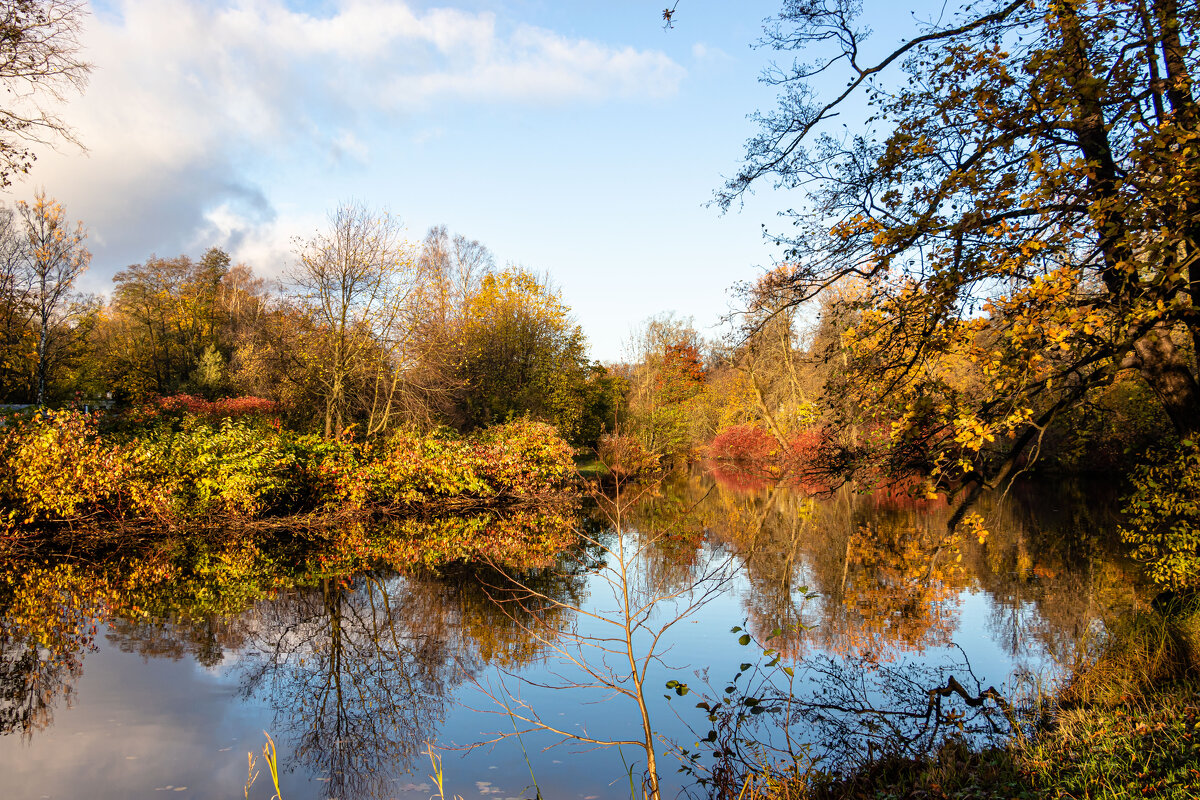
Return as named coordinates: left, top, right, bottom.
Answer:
left=0, top=469, right=1141, bottom=799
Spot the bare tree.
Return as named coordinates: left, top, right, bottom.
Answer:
left=16, top=189, right=88, bottom=405
left=289, top=202, right=416, bottom=438
left=0, top=204, right=33, bottom=397
left=472, top=479, right=734, bottom=800
left=0, top=1, right=92, bottom=185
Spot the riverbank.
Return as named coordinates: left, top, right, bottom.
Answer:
left=0, top=405, right=578, bottom=542
left=744, top=607, right=1200, bottom=800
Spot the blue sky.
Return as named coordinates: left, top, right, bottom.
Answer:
left=13, top=1, right=932, bottom=361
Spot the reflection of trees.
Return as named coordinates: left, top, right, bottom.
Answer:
left=105, top=616, right=248, bottom=668
left=0, top=564, right=109, bottom=738
left=666, top=472, right=1141, bottom=664
left=966, top=481, right=1143, bottom=668
left=235, top=563, right=586, bottom=799
left=615, top=472, right=711, bottom=597
left=237, top=575, right=458, bottom=799
left=701, top=481, right=966, bottom=660
left=830, top=518, right=965, bottom=657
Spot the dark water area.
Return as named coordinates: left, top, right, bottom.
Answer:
left=0, top=471, right=1144, bottom=799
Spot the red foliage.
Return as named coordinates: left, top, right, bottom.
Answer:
left=864, top=474, right=949, bottom=512
left=707, top=424, right=837, bottom=494
left=708, top=462, right=775, bottom=493
left=654, top=343, right=707, bottom=403
left=709, top=424, right=777, bottom=463
left=154, top=394, right=279, bottom=419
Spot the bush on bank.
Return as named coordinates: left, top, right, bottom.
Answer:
left=0, top=408, right=576, bottom=529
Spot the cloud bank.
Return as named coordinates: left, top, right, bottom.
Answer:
left=14, top=0, right=685, bottom=282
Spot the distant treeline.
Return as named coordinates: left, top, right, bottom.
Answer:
left=0, top=199, right=622, bottom=448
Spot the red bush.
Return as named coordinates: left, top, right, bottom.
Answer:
left=708, top=425, right=778, bottom=463
left=155, top=394, right=279, bottom=419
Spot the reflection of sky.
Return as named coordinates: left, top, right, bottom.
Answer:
left=0, top=552, right=1087, bottom=799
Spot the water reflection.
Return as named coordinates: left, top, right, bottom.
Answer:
left=0, top=565, right=113, bottom=737
left=625, top=469, right=1142, bottom=666
left=235, top=576, right=456, bottom=798
left=0, top=475, right=1150, bottom=798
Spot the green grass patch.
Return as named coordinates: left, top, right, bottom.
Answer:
left=573, top=456, right=610, bottom=479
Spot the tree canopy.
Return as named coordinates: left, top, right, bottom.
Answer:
left=728, top=0, right=1200, bottom=493
left=0, top=1, right=91, bottom=185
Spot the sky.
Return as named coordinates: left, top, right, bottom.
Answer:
left=9, top=0, right=933, bottom=362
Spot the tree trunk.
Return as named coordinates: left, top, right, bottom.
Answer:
left=1129, top=324, right=1200, bottom=437
left=1056, top=3, right=1200, bottom=437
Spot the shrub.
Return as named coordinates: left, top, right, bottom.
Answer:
left=709, top=424, right=779, bottom=463
left=354, top=427, right=489, bottom=507
left=133, top=417, right=301, bottom=518
left=1120, top=440, right=1200, bottom=592
left=0, top=411, right=163, bottom=523
left=154, top=393, right=279, bottom=419
left=474, top=418, right=575, bottom=495
left=0, top=412, right=578, bottom=528
left=596, top=431, right=659, bottom=479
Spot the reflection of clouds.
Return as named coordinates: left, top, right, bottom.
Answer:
left=0, top=639, right=256, bottom=799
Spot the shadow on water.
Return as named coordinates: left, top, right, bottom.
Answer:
left=0, top=473, right=1148, bottom=798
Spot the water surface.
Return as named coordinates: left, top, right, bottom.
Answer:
left=0, top=471, right=1141, bottom=799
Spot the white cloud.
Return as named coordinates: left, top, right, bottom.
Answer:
left=12, top=0, right=685, bottom=279
left=691, top=42, right=732, bottom=64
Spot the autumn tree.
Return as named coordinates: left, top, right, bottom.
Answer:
left=16, top=190, right=88, bottom=405
left=725, top=0, right=1200, bottom=498
left=734, top=291, right=823, bottom=448
left=454, top=267, right=592, bottom=440
left=102, top=248, right=230, bottom=398
left=289, top=203, right=418, bottom=438
left=622, top=314, right=710, bottom=462
left=400, top=225, right=496, bottom=426
left=0, top=1, right=91, bottom=185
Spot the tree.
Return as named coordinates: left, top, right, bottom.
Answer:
left=17, top=190, right=87, bottom=405
left=417, top=224, right=494, bottom=328
left=725, top=0, right=1200, bottom=497
left=289, top=203, right=418, bottom=438
left=0, top=203, right=34, bottom=399
left=0, top=1, right=91, bottom=185
left=104, top=248, right=229, bottom=397
left=622, top=314, right=710, bottom=463
left=454, top=267, right=592, bottom=441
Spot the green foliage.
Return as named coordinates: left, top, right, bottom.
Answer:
left=576, top=364, right=628, bottom=450
left=0, top=408, right=577, bottom=530
left=1120, top=441, right=1200, bottom=592
left=134, top=417, right=301, bottom=518
left=1047, top=376, right=1175, bottom=472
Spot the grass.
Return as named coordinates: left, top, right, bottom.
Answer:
left=573, top=456, right=610, bottom=480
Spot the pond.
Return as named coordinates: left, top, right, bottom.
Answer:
left=0, top=469, right=1142, bottom=799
